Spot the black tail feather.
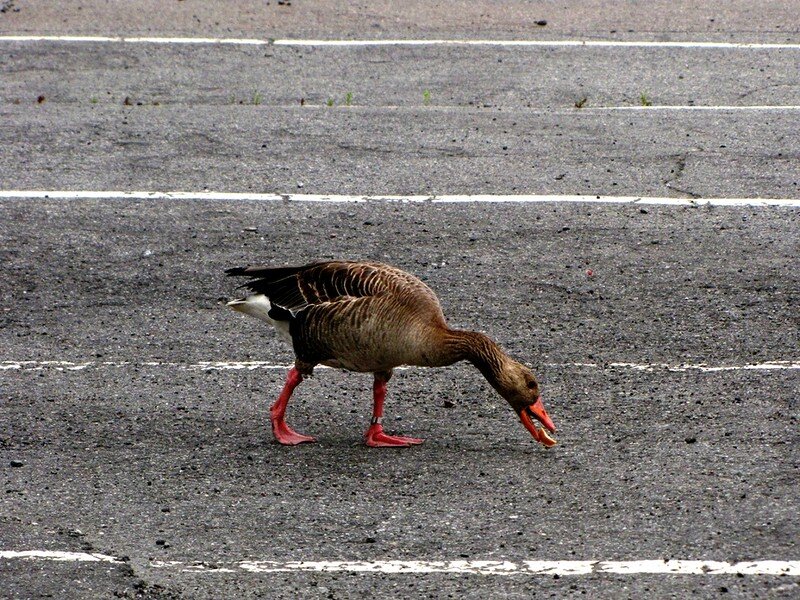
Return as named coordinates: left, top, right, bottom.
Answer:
left=225, top=264, right=311, bottom=312
left=225, top=265, right=306, bottom=280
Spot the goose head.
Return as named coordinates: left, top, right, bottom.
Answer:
left=494, top=360, right=557, bottom=447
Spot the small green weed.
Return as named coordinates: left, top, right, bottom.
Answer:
left=423, top=90, right=431, bottom=105
left=344, top=92, right=353, bottom=106
left=639, top=93, right=652, bottom=107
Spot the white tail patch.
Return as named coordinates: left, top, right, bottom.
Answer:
left=227, top=295, right=292, bottom=342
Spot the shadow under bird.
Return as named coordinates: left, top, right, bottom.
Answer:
left=226, top=260, right=557, bottom=448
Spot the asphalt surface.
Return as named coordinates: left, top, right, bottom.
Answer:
left=5, top=43, right=800, bottom=110
left=1, top=0, right=798, bottom=43
left=3, top=103, right=800, bottom=198
left=1, top=42, right=800, bottom=199
left=2, top=200, right=798, bottom=599
left=1, top=2, right=799, bottom=599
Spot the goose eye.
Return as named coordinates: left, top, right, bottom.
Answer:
left=527, top=381, right=537, bottom=390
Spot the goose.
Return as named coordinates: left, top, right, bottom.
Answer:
left=226, top=260, right=557, bottom=448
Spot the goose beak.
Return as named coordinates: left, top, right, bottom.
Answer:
left=519, top=397, right=557, bottom=447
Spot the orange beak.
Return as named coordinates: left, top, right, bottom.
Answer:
left=518, top=396, right=557, bottom=447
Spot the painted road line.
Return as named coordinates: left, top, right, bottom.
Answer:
left=2, top=36, right=800, bottom=50
left=0, top=190, right=284, bottom=202
left=274, top=39, right=800, bottom=50
left=2, top=360, right=798, bottom=373
left=0, top=35, right=268, bottom=45
left=234, top=559, right=800, bottom=576
left=604, top=361, right=800, bottom=373
left=432, top=194, right=800, bottom=207
left=0, top=550, right=121, bottom=563
left=581, top=105, right=800, bottom=111
left=2, top=552, right=797, bottom=575
left=215, top=103, right=800, bottom=112
left=1, top=191, right=800, bottom=207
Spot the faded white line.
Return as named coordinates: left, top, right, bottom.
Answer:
left=183, top=103, right=800, bottom=112
left=237, top=560, right=521, bottom=575
left=606, top=361, right=800, bottom=373
left=0, top=360, right=292, bottom=371
left=274, top=39, right=800, bottom=50
left=0, top=550, right=121, bottom=563
left=583, top=105, right=800, bottom=111
left=2, top=552, right=797, bottom=575
left=0, top=190, right=286, bottom=202
left=2, top=360, right=798, bottom=373
left=596, top=561, right=800, bottom=576
left=1, top=191, right=799, bottom=207
left=0, top=35, right=268, bottom=45
left=2, top=35, right=799, bottom=50
left=433, top=194, right=800, bottom=207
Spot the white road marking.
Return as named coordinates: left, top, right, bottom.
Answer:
left=582, top=105, right=800, bottom=111
left=1, top=190, right=799, bottom=207
left=0, top=550, right=121, bottom=563
left=433, top=194, right=800, bottom=206
left=0, top=35, right=268, bottom=45
left=2, top=552, right=797, bottom=575
left=605, top=360, right=800, bottom=373
left=2, top=35, right=800, bottom=50
left=1, top=360, right=797, bottom=373
left=238, top=559, right=519, bottom=574
left=597, top=561, right=800, bottom=576
left=248, top=103, right=800, bottom=112
left=274, top=39, right=800, bottom=50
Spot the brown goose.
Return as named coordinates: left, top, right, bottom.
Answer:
left=226, top=260, right=557, bottom=448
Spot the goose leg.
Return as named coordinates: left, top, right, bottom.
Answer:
left=364, top=371, right=424, bottom=448
left=270, top=367, right=316, bottom=445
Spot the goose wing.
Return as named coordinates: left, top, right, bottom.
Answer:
left=226, top=260, right=438, bottom=316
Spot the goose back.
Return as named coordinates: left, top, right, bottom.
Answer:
left=228, top=261, right=450, bottom=372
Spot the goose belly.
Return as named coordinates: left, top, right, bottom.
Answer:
left=323, top=324, right=436, bottom=372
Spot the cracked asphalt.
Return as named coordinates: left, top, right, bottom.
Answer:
left=1, top=2, right=799, bottom=599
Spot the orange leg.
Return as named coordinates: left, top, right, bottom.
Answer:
left=364, top=372, right=424, bottom=448
left=270, top=368, right=316, bottom=445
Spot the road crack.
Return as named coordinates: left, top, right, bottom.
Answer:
left=53, top=527, right=184, bottom=599
left=664, top=152, right=701, bottom=198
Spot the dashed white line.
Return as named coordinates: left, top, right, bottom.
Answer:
left=1, top=191, right=799, bottom=207
left=1, top=552, right=797, bottom=576
left=1, top=360, right=797, bottom=373
left=2, top=35, right=800, bottom=50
